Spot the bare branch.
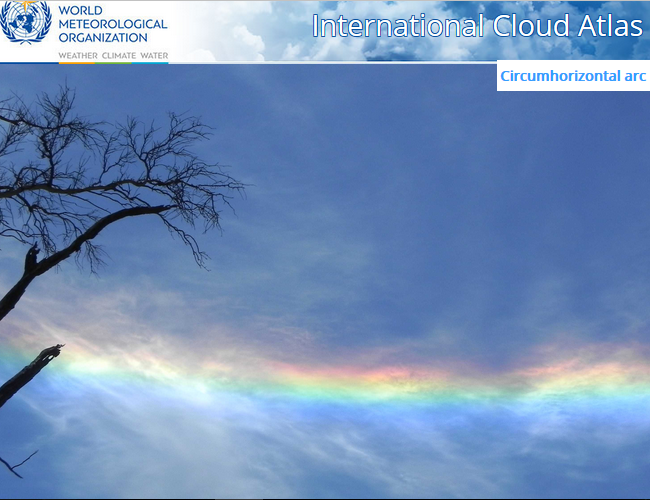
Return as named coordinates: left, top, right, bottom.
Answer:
left=0, top=85, right=245, bottom=320
left=0, top=345, right=64, bottom=409
left=0, top=450, right=38, bottom=479
left=12, top=450, right=39, bottom=470
left=0, top=456, right=24, bottom=479
left=0, top=206, right=172, bottom=322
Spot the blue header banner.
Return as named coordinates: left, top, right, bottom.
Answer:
left=2, top=2, right=650, bottom=63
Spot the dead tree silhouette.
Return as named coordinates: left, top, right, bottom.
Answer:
left=0, top=86, right=245, bottom=475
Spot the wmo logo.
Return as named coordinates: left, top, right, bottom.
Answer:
left=0, top=1, right=51, bottom=45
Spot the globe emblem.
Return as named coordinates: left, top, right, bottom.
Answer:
left=1, top=1, right=52, bottom=44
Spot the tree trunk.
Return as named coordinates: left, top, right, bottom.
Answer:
left=0, top=275, right=36, bottom=323
left=0, top=345, right=64, bottom=410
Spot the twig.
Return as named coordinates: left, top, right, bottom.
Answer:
left=0, top=450, right=38, bottom=479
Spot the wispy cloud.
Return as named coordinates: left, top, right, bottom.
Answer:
left=1, top=269, right=650, bottom=497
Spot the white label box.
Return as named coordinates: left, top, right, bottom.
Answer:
left=497, top=60, right=650, bottom=91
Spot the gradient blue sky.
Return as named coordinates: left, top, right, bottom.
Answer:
left=1, top=64, right=650, bottom=498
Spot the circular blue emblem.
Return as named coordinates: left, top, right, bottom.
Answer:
left=0, top=1, right=51, bottom=45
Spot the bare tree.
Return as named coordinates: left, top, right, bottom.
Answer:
left=0, top=86, right=244, bottom=471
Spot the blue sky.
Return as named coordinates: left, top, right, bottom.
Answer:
left=1, top=64, right=650, bottom=498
